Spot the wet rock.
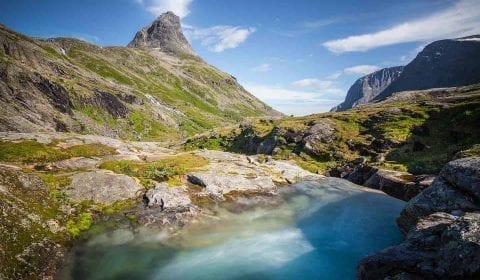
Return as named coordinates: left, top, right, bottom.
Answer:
left=358, top=212, right=480, bottom=280
left=67, top=170, right=144, bottom=205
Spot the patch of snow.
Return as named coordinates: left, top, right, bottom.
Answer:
left=59, top=47, right=66, bottom=55
left=456, top=38, right=480, bottom=42
left=145, top=94, right=184, bottom=116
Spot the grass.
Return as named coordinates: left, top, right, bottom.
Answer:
left=99, top=153, right=209, bottom=186
left=0, top=141, right=117, bottom=164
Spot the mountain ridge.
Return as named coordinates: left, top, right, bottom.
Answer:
left=0, top=13, right=281, bottom=142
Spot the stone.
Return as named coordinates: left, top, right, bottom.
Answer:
left=397, top=177, right=480, bottom=235
left=43, top=157, right=99, bottom=171
left=440, top=157, right=480, bottom=201
left=67, top=170, right=144, bottom=205
left=364, top=169, right=418, bottom=201
left=357, top=212, right=480, bottom=279
left=145, top=183, right=191, bottom=209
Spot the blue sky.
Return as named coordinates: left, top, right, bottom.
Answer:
left=1, top=0, right=480, bottom=115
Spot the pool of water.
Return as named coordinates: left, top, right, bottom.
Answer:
left=64, top=178, right=404, bottom=280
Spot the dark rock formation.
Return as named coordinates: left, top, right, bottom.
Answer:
left=375, top=35, right=480, bottom=101
left=358, top=157, right=480, bottom=279
left=358, top=212, right=480, bottom=280
left=331, top=66, right=404, bottom=111
left=128, top=11, right=196, bottom=56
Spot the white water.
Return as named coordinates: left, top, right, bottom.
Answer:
left=65, top=178, right=404, bottom=280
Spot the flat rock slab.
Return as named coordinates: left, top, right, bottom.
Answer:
left=145, top=183, right=191, bottom=208
left=48, top=157, right=100, bottom=171
left=188, top=150, right=323, bottom=198
left=67, top=170, right=144, bottom=205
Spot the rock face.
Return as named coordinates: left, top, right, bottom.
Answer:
left=144, top=183, right=191, bottom=208
left=358, top=157, right=480, bottom=279
left=331, top=66, right=404, bottom=111
left=375, top=35, right=480, bottom=101
left=67, top=170, right=144, bottom=205
left=128, top=11, right=195, bottom=56
left=397, top=157, right=480, bottom=234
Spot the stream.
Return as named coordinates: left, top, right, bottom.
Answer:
left=63, top=178, right=404, bottom=280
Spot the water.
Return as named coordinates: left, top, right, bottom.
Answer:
left=65, top=178, right=404, bottom=280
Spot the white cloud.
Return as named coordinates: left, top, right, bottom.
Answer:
left=344, top=65, right=380, bottom=75
left=252, top=63, right=272, bottom=72
left=326, top=71, right=342, bottom=80
left=323, top=0, right=480, bottom=53
left=291, top=79, right=342, bottom=94
left=245, top=84, right=343, bottom=116
left=135, top=0, right=193, bottom=18
left=187, top=25, right=255, bottom=52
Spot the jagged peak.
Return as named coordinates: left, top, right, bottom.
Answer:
left=127, top=11, right=195, bottom=56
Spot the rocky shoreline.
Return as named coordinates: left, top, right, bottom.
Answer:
left=357, top=157, right=480, bottom=279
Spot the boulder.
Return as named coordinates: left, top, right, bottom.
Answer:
left=397, top=177, right=480, bottom=234
left=145, top=183, right=191, bottom=208
left=364, top=169, right=418, bottom=201
left=358, top=212, right=480, bottom=279
left=440, top=157, right=480, bottom=201
left=302, top=121, right=335, bottom=155
left=67, top=170, right=144, bottom=205
left=42, top=157, right=99, bottom=171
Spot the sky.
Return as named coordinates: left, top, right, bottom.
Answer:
left=1, top=0, right=480, bottom=115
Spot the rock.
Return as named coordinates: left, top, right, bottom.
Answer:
left=412, top=139, right=428, bottom=151
left=331, top=66, right=404, bottom=111
left=357, top=212, right=480, bottom=279
left=397, top=177, right=480, bottom=235
left=364, top=169, right=420, bottom=201
left=352, top=156, right=367, bottom=165
left=67, top=170, right=144, bottom=205
left=440, top=157, right=480, bottom=201
left=145, top=183, right=191, bottom=208
left=42, top=157, right=99, bottom=171
left=127, top=11, right=196, bottom=56
left=302, top=121, right=335, bottom=155
left=344, top=165, right=378, bottom=185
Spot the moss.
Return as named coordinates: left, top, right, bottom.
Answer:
left=66, top=212, right=92, bottom=237
left=99, top=153, right=208, bottom=184
left=0, top=141, right=117, bottom=164
left=38, top=173, right=72, bottom=203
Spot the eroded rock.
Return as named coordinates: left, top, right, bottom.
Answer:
left=67, top=170, right=144, bottom=205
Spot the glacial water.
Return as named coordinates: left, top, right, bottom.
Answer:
left=64, top=178, right=404, bottom=280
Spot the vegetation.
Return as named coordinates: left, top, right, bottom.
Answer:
left=0, top=141, right=117, bottom=164
left=99, top=153, right=209, bottom=187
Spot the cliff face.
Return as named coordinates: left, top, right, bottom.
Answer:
left=331, top=66, right=404, bottom=112
left=127, top=11, right=195, bottom=56
left=0, top=12, right=281, bottom=141
left=375, top=35, right=480, bottom=101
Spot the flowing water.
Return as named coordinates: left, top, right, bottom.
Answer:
left=64, top=178, right=404, bottom=280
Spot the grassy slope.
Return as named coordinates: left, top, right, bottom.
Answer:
left=185, top=85, right=480, bottom=175
left=0, top=25, right=279, bottom=142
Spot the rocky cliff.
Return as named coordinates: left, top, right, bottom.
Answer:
left=375, top=35, right=480, bottom=101
left=127, top=11, right=196, bottom=56
left=0, top=12, right=280, bottom=142
left=331, top=66, right=404, bottom=112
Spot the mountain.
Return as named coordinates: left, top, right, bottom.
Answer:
left=0, top=12, right=280, bottom=142
left=374, top=35, right=480, bottom=101
left=128, top=11, right=195, bottom=56
left=331, top=66, right=404, bottom=112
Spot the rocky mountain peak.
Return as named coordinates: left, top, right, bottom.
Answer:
left=127, top=11, right=195, bottom=56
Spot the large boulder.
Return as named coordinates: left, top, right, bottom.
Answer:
left=358, top=212, right=480, bottom=280
left=67, top=170, right=144, bottom=205
left=364, top=169, right=421, bottom=201
left=441, top=157, right=480, bottom=201
left=397, top=177, right=480, bottom=234
left=302, top=121, right=335, bottom=155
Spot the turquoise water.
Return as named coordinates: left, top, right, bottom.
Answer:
left=65, top=179, right=404, bottom=280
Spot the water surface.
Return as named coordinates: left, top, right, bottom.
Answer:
left=66, top=178, right=404, bottom=280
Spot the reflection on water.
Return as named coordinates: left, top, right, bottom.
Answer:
left=66, top=178, right=404, bottom=280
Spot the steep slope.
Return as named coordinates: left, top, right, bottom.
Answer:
left=0, top=13, right=280, bottom=142
left=375, top=35, right=480, bottom=101
left=331, top=66, right=404, bottom=111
